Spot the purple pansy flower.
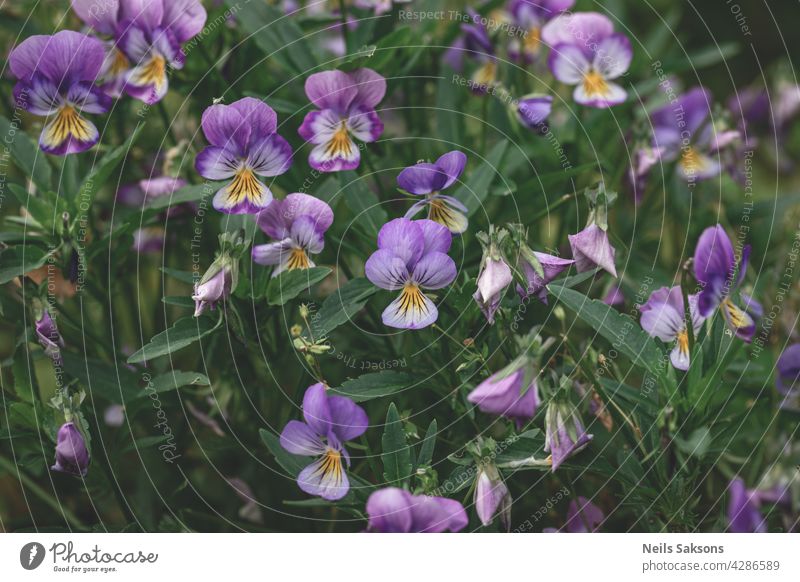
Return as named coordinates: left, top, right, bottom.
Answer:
left=516, top=95, right=553, bottom=132
left=252, top=193, right=334, bottom=276
left=195, top=97, right=293, bottom=214
left=474, top=256, right=513, bottom=324
left=9, top=30, right=111, bottom=155
left=516, top=251, right=574, bottom=304
left=563, top=496, right=604, bottom=532
left=366, top=487, right=468, bottom=533
left=468, top=357, right=540, bottom=428
left=544, top=396, right=593, bottom=472
left=73, top=0, right=207, bottom=104
left=639, top=286, right=705, bottom=371
left=279, top=383, right=368, bottom=501
left=36, top=309, right=65, bottom=361
left=650, top=87, right=739, bottom=183
left=776, top=344, right=800, bottom=410
left=365, top=218, right=457, bottom=330
left=51, top=422, right=90, bottom=477
left=507, top=0, right=574, bottom=62
left=543, top=12, right=632, bottom=108
left=444, top=9, right=498, bottom=93
left=398, top=151, right=469, bottom=234
left=693, top=224, right=755, bottom=342
left=568, top=224, right=617, bottom=277
left=475, top=463, right=511, bottom=528
left=298, top=68, right=386, bottom=172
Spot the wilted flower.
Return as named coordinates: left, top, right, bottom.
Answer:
left=693, top=224, right=755, bottom=342
left=568, top=224, right=617, bottom=277
left=9, top=31, right=111, bottom=155
left=474, top=463, right=511, bottom=528
left=639, top=286, right=705, bottom=370
left=467, top=356, right=540, bottom=427
left=280, top=383, right=368, bottom=501
left=506, top=0, right=574, bottom=62
left=195, top=97, right=293, bottom=214
left=474, top=255, right=513, bottom=324
left=399, top=150, right=469, bottom=234
left=298, top=68, right=386, bottom=172
left=516, top=95, right=553, bottom=132
left=73, top=0, right=207, bottom=104
left=544, top=395, right=593, bottom=471
left=51, top=422, right=90, bottom=477
left=36, top=309, right=64, bottom=361
left=365, top=218, right=456, bottom=329
left=252, top=193, right=334, bottom=276
left=516, top=250, right=574, bottom=304
left=563, top=496, right=604, bottom=532
left=543, top=12, right=632, bottom=107
left=366, top=487, right=468, bottom=532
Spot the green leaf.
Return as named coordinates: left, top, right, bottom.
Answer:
left=266, top=267, right=331, bottom=306
left=549, top=285, right=675, bottom=393
left=146, top=183, right=218, bottom=211
left=381, top=403, right=412, bottom=485
left=228, top=0, right=317, bottom=75
left=61, top=353, right=142, bottom=404
left=162, top=295, right=195, bottom=309
left=312, top=278, right=377, bottom=337
left=454, top=140, right=508, bottom=215
left=161, top=267, right=197, bottom=285
left=495, top=430, right=549, bottom=469
left=259, top=428, right=308, bottom=478
left=339, top=171, right=387, bottom=240
left=330, top=371, right=415, bottom=403
left=9, top=183, right=64, bottom=234
left=126, top=315, right=218, bottom=364
left=141, top=371, right=210, bottom=397
left=0, top=115, right=52, bottom=191
left=0, top=245, right=50, bottom=284
left=416, top=419, right=437, bottom=468
left=676, top=427, right=712, bottom=458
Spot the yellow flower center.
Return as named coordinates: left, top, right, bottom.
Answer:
left=677, top=329, right=689, bottom=356
left=314, top=448, right=344, bottom=485
left=226, top=167, right=263, bottom=204
left=473, top=61, right=497, bottom=87
left=398, top=283, right=428, bottom=317
left=428, top=198, right=457, bottom=229
left=135, top=54, right=167, bottom=89
left=325, top=121, right=353, bottom=157
left=286, top=248, right=310, bottom=271
left=582, top=70, right=609, bottom=97
left=524, top=26, right=541, bottom=54
left=679, top=147, right=709, bottom=174
left=43, top=105, right=94, bottom=146
left=110, top=48, right=130, bottom=76
left=722, top=298, right=747, bottom=328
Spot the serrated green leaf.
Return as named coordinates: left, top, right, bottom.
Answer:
left=126, top=315, right=218, bottom=364
left=330, top=371, right=415, bottom=403
left=266, top=267, right=331, bottom=306
left=381, top=402, right=412, bottom=485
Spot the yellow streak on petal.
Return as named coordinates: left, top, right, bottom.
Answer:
left=225, top=167, right=264, bottom=206
left=286, top=248, right=310, bottom=271
left=679, top=146, right=709, bottom=174
left=313, top=448, right=343, bottom=486
left=524, top=27, right=541, bottom=54
left=43, top=105, right=94, bottom=147
left=132, top=54, right=167, bottom=90
left=428, top=198, right=463, bottom=232
left=398, top=283, right=429, bottom=317
left=110, top=48, right=130, bottom=76
left=722, top=298, right=747, bottom=328
left=582, top=70, right=609, bottom=98
left=473, top=61, right=497, bottom=87
left=324, top=121, right=353, bottom=158
left=677, top=329, right=689, bottom=357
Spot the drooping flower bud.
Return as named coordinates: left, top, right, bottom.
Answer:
left=192, top=232, right=246, bottom=317
left=474, top=462, right=511, bottom=529
left=35, top=309, right=64, bottom=364
left=473, top=228, right=513, bottom=324
left=51, top=422, right=90, bottom=477
left=467, top=356, right=539, bottom=428
left=544, top=393, right=593, bottom=472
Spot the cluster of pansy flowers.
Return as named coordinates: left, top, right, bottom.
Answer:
left=10, top=4, right=795, bottom=533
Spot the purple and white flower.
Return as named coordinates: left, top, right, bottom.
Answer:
left=516, top=251, right=574, bottom=304
left=52, top=422, right=90, bottom=477
left=252, top=193, right=334, bottom=276
left=280, top=383, right=368, bottom=501
left=568, top=224, right=617, bottom=277
left=516, top=95, right=554, bottom=132
left=73, top=0, right=207, bottom=104
left=474, top=463, right=511, bottom=528
left=544, top=396, right=593, bottom=472
left=639, top=286, right=705, bottom=371
left=693, top=224, right=755, bottom=342
left=366, top=487, right=468, bottom=532
left=398, top=151, right=469, bottom=234
left=298, top=68, right=386, bottom=172
left=365, top=218, right=457, bottom=330
left=507, top=0, right=574, bottom=62
left=36, top=309, right=65, bottom=361
left=444, top=9, right=498, bottom=93
left=195, top=97, right=293, bottom=214
left=193, top=262, right=234, bottom=317
left=468, top=357, right=540, bottom=428
left=474, top=256, right=513, bottom=324
left=543, top=12, right=632, bottom=107
left=9, top=30, right=111, bottom=155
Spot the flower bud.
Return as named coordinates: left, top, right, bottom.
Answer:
left=474, top=462, right=511, bottom=529
left=51, top=422, right=90, bottom=477
left=544, top=395, right=593, bottom=472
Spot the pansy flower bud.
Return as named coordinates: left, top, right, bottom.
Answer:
left=544, top=396, right=593, bottom=472
left=474, top=463, right=511, bottom=528
left=51, top=422, right=90, bottom=477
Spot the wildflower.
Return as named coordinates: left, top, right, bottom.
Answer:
left=543, top=12, right=632, bottom=107
left=639, top=286, right=704, bottom=370
left=279, top=383, right=368, bottom=501
left=726, top=477, right=789, bottom=533
left=444, top=9, right=498, bottom=93
left=366, top=487, right=468, bottom=532
left=474, top=255, right=513, bottom=324
left=195, top=97, right=292, bottom=214
left=650, top=87, right=739, bottom=182
left=298, top=68, right=386, bottom=172
left=563, top=496, right=604, bottom=532
left=252, top=193, right=334, bottom=276
left=192, top=232, right=246, bottom=317
left=693, top=224, right=755, bottom=341
left=73, top=0, right=207, bottom=104
left=468, top=357, right=540, bottom=427
left=474, top=463, right=512, bottom=528
left=507, top=0, right=574, bottom=62
left=776, top=344, right=800, bottom=410
left=36, top=309, right=65, bottom=362
left=516, top=95, right=553, bottom=132
left=365, top=218, right=456, bottom=329
left=51, top=422, right=90, bottom=477
left=544, top=395, right=593, bottom=471
left=516, top=250, right=574, bottom=304
left=398, top=150, right=469, bottom=234
left=9, top=30, right=111, bottom=155
left=568, top=224, right=617, bottom=277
